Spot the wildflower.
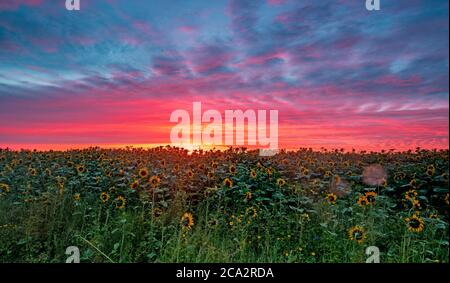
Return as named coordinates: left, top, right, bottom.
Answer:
left=100, top=192, right=110, bottom=203
left=115, top=196, right=126, bottom=209
left=348, top=226, right=366, bottom=244
left=405, top=214, right=425, bottom=233
left=181, top=212, right=194, bottom=230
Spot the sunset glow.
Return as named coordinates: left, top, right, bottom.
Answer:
left=0, top=0, right=448, bottom=151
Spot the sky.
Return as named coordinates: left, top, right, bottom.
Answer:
left=0, top=0, right=448, bottom=151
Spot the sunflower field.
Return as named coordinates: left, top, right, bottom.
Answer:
left=0, top=146, right=448, bottom=263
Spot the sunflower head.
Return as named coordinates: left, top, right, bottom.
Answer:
left=229, top=165, right=237, bottom=174
left=0, top=183, right=10, bottom=194
left=149, top=175, right=161, bottom=188
left=364, top=191, right=377, bottom=205
left=138, top=168, right=149, bottom=178
left=277, top=178, right=286, bottom=187
left=211, top=161, right=218, bottom=169
left=357, top=195, right=369, bottom=207
left=325, top=193, right=337, bottom=205
left=207, top=171, right=215, bottom=179
left=187, top=170, right=194, bottom=178
left=181, top=212, right=194, bottom=230
left=73, top=193, right=80, bottom=201
left=245, top=191, right=252, bottom=200
left=223, top=178, right=233, bottom=188
left=348, top=226, right=366, bottom=244
left=130, top=180, right=139, bottom=190
left=100, top=192, right=110, bottom=203
left=29, top=168, right=37, bottom=176
left=250, top=169, right=257, bottom=179
left=405, top=189, right=417, bottom=201
left=405, top=214, right=425, bottom=233
left=115, top=196, right=126, bottom=209
left=76, top=165, right=85, bottom=174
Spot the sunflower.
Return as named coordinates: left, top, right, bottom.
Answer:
left=67, top=161, right=74, bottom=168
left=181, top=212, right=194, bottom=230
left=211, top=161, right=218, bottom=169
left=153, top=207, right=163, bottom=218
left=187, top=170, right=194, bottom=179
left=324, top=171, right=332, bottom=177
left=73, top=193, right=80, bottom=201
left=348, top=226, right=366, bottom=244
left=223, top=178, right=233, bottom=188
left=364, top=191, right=377, bottom=205
left=29, top=168, right=37, bottom=176
left=76, top=165, right=85, bottom=174
left=405, top=190, right=417, bottom=201
left=149, top=175, right=161, bottom=188
left=250, top=169, right=257, bottom=179
left=357, top=195, right=369, bottom=207
left=412, top=199, right=421, bottom=210
left=267, top=167, right=273, bottom=176
left=207, top=171, right=215, bottom=179
left=229, top=165, right=237, bottom=174
left=405, top=214, right=425, bottom=233
left=325, top=193, right=337, bottom=205
left=245, top=191, right=252, bottom=200
left=138, top=168, right=149, bottom=178
left=409, top=179, right=417, bottom=187
left=276, top=178, right=286, bottom=187
left=0, top=183, right=10, bottom=194
left=115, top=196, right=126, bottom=209
left=130, top=180, right=139, bottom=190
left=100, top=192, right=110, bottom=203
left=426, top=165, right=435, bottom=176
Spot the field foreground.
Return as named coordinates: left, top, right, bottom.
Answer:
left=0, top=146, right=448, bottom=263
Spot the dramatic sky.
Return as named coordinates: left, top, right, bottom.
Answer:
left=0, top=0, right=448, bottom=151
